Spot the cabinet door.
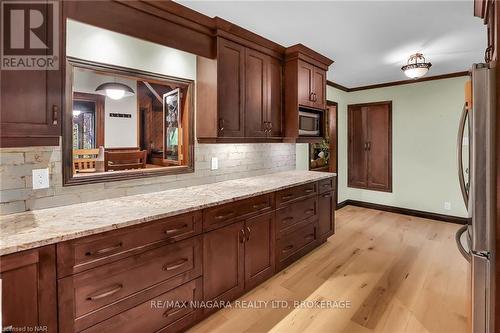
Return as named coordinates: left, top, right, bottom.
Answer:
left=297, top=60, right=314, bottom=107
left=245, top=48, right=268, bottom=137
left=1, top=246, right=57, bottom=332
left=311, top=67, right=326, bottom=109
left=267, top=56, right=283, bottom=137
left=218, top=38, right=245, bottom=137
left=203, top=221, right=245, bottom=302
left=367, top=103, right=392, bottom=192
left=317, top=191, right=335, bottom=239
left=244, top=212, right=275, bottom=290
left=348, top=106, right=368, bottom=187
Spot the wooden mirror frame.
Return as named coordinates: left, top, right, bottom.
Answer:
left=63, top=57, right=195, bottom=186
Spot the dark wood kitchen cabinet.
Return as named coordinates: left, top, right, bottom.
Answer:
left=1, top=246, right=58, bottom=332
left=317, top=190, right=335, bottom=240
left=197, top=37, right=283, bottom=142
left=203, top=221, right=245, bottom=302
left=297, top=60, right=326, bottom=110
left=348, top=101, right=392, bottom=192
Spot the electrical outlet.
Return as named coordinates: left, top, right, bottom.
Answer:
left=444, top=202, right=451, bottom=211
left=32, top=168, right=50, bottom=189
left=211, top=157, right=218, bottom=170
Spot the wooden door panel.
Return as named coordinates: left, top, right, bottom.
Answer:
left=267, top=56, right=283, bottom=137
left=218, top=38, right=245, bottom=137
left=348, top=106, right=368, bottom=187
left=312, top=68, right=326, bottom=109
left=297, top=60, right=313, bottom=107
left=367, top=103, right=392, bottom=192
left=244, top=212, right=275, bottom=290
left=245, top=48, right=267, bottom=137
left=203, top=221, right=245, bottom=302
left=318, top=191, right=334, bottom=239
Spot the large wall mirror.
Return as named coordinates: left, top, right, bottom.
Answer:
left=63, top=20, right=195, bottom=185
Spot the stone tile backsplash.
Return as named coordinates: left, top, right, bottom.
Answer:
left=0, top=143, right=296, bottom=215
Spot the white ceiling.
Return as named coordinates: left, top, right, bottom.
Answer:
left=177, top=0, right=487, bottom=87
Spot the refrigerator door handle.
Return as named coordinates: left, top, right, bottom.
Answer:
left=457, top=103, right=469, bottom=206
left=455, top=225, right=471, bottom=262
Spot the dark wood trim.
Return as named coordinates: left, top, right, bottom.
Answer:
left=63, top=57, right=195, bottom=186
left=339, top=200, right=467, bottom=225
left=326, top=80, right=349, bottom=92
left=197, top=137, right=284, bottom=144
left=327, top=100, right=338, bottom=206
left=336, top=200, right=348, bottom=210
left=327, top=71, right=470, bottom=92
left=72, top=92, right=105, bottom=148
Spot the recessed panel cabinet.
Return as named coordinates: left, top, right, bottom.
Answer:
left=297, top=60, right=326, bottom=110
left=348, top=102, right=392, bottom=192
left=197, top=37, right=283, bottom=142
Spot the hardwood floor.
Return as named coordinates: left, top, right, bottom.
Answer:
left=188, top=205, right=469, bottom=333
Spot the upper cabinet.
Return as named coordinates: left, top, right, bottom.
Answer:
left=197, top=37, right=284, bottom=142
left=284, top=44, right=333, bottom=141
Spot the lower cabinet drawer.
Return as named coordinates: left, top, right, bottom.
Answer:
left=81, top=278, right=202, bottom=333
left=277, top=222, right=316, bottom=263
left=58, top=236, right=202, bottom=332
left=275, top=197, right=317, bottom=235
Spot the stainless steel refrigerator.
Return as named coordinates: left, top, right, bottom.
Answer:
left=456, top=63, right=496, bottom=333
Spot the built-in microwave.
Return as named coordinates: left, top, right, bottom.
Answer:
left=299, top=108, right=323, bottom=136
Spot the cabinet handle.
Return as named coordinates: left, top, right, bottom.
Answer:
left=485, top=45, right=493, bottom=63
left=322, top=183, right=331, bottom=188
left=240, top=228, right=246, bottom=243
left=162, top=258, right=188, bottom=271
left=246, top=226, right=251, bottom=241
left=252, top=202, right=268, bottom=210
left=282, top=194, right=294, bottom=200
left=163, top=307, right=184, bottom=318
left=322, top=193, right=332, bottom=198
left=304, top=189, right=314, bottom=194
left=165, top=224, right=188, bottom=235
left=52, top=105, right=58, bottom=125
left=304, top=209, right=315, bottom=215
left=304, top=233, right=315, bottom=241
left=85, top=242, right=123, bottom=257
left=313, top=93, right=317, bottom=102
left=281, top=216, right=294, bottom=224
left=309, top=92, right=314, bottom=101
left=86, top=284, right=123, bottom=301
left=218, top=118, right=225, bottom=133
left=367, top=142, right=371, bottom=151
left=215, top=211, right=235, bottom=220
left=282, top=245, right=294, bottom=252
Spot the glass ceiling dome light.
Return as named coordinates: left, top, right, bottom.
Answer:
left=401, top=53, right=432, bottom=79
left=95, top=82, right=135, bottom=100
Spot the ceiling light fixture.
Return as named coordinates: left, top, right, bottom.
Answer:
left=401, top=53, right=432, bottom=79
left=95, top=82, right=135, bottom=100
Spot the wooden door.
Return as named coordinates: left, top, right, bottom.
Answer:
left=297, top=60, right=314, bottom=107
left=317, top=191, right=335, bottom=239
left=312, top=67, right=326, bottom=109
left=203, top=221, right=245, bottom=302
left=348, top=102, right=392, bottom=192
left=367, top=103, right=392, bottom=192
left=244, top=212, right=275, bottom=290
left=1, top=246, right=57, bottom=331
left=267, top=56, right=283, bottom=137
left=218, top=38, right=245, bottom=137
left=245, top=48, right=268, bottom=137
left=348, top=105, right=369, bottom=187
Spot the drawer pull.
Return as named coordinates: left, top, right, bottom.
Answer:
left=322, top=183, right=331, bottom=187
left=86, top=284, right=123, bottom=301
left=215, top=211, right=235, bottom=220
left=281, top=216, right=294, bottom=224
left=162, top=258, right=189, bottom=271
left=163, top=307, right=184, bottom=318
left=240, top=228, right=246, bottom=243
left=246, top=226, right=251, bottom=241
left=85, top=242, right=123, bottom=257
left=304, top=209, right=315, bottom=215
left=322, top=193, right=332, bottom=198
left=252, top=203, right=268, bottom=210
left=304, top=189, right=314, bottom=194
left=165, top=224, right=188, bottom=235
left=304, top=233, right=314, bottom=241
left=282, top=245, right=294, bottom=253
left=282, top=194, right=294, bottom=200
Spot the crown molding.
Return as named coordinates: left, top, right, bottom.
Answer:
left=327, top=71, right=470, bottom=92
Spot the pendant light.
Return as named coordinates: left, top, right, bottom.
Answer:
left=401, top=53, right=432, bottom=79
left=95, top=82, right=135, bottom=100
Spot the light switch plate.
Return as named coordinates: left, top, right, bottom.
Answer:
left=211, top=157, right=218, bottom=170
left=444, top=202, right=451, bottom=210
left=32, top=168, right=50, bottom=189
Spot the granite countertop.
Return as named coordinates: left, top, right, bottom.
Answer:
left=0, top=170, right=335, bottom=256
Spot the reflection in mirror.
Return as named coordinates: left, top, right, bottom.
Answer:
left=68, top=59, right=193, bottom=181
